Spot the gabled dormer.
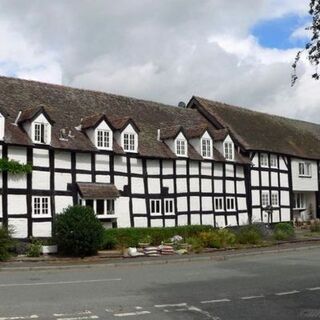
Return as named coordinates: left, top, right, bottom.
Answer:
left=223, top=135, right=234, bottom=161
left=159, top=125, right=188, bottom=157
left=110, top=117, right=140, bottom=153
left=185, top=125, right=213, bottom=159
left=81, top=114, right=113, bottom=150
left=212, top=129, right=235, bottom=161
left=17, top=106, right=54, bottom=145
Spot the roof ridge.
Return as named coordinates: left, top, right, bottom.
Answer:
left=0, top=75, right=190, bottom=112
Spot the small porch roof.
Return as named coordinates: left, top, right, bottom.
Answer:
left=77, top=182, right=120, bottom=199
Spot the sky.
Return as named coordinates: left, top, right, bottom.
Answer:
left=0, top=0, right=318, bottom=122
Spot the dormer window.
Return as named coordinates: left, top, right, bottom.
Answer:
left=34, top=122, right=48, bottom=143
left=201, top=138, right=212, bottom=158
left=224, top=141, right=234, bottom=160
left=176, top=139, right=187, bottom=156
left=97, top=129, right=111, bottom=149
left=80, top=114, right=114, bottom=151
left=17, top=106, right=53, bottom=145
left=123, top=132, right=136, bottom=152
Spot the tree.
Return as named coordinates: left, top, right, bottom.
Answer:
left=53, top=205, right=105, bottom=257
left=292, top=0, right=320, bottom=85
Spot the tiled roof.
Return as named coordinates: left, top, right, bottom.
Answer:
left=0, top=76, right=248, bottom=163
left=77, top=182, right=120, bottom=199
left=191, top=96, right=320, bottom=160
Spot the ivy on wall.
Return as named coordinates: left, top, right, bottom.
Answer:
left=0, top=158, right=32, bottom=175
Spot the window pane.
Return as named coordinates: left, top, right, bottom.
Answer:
left=86, top=199, right=94, bottom=209
left=96, top=200, right=104, bottom=215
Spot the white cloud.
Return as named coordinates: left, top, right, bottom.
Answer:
left=291, top=22, right=311, bottom=40
left=0, top=0, right=318, bottom=123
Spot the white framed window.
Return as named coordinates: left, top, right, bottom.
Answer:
left=201, top=138, right=212, bottom=158
left=214, top=197, right=224, bottom=212
left=106, top=199, right=115, bottom=215
left=97, top=129, right=111, bottom=149
left=271, top=191, right=279, bottom=207
left=270, top=154, right=278, bottom=168
left=81, top=198, right=115, bottom=215
left=226, top=197, right=235, bottom=211
left=34, top=122, right=47, bottom=143
left=299, top=162, right=312, bottom=177
left=294, top=193, right=305, bottom=209
left=123, top=133, right=136, bottom=152
left=176, top=139, right=187, bottom=156
left=164, top=199, right=174, bottom=215
left=261, top=191, right=269, bottom=207
left=32, top=197, right=50, bottom=216
left=260, top=153, right=269, bottom=167
left=150, top=199, right=161, bottom=215
left=224, top=142, right=234, bottom=160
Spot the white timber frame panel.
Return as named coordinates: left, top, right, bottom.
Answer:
left=250, top=151, right=291, bottom=223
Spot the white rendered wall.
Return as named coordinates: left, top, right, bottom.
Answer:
left=291, top=158, right=318, bottom=191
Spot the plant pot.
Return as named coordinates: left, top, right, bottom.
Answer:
left=41, top=245, right=58, bottom=254
left=138, top=242, right=150, bottom=248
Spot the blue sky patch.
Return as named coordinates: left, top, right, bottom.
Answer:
left=251, top=14, right=310, bottom=49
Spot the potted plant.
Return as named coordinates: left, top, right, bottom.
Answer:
left=138, top=235, right=151, bottom=247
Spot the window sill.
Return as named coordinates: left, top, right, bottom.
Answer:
left=32, top=215, right=51, bottom=218
left=298, top=175, right=312, bottom=178
left=123, top=149, right=138, bottom=153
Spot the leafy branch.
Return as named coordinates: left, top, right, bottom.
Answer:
left=292, top=0, right=320, bottom=85
left=0, top=158, right=32, bottom=175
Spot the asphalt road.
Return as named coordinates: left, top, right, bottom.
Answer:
left=1, top=248, right=320, bottom=320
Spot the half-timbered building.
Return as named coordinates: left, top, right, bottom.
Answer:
left=0, top=76, right=319, bottom=238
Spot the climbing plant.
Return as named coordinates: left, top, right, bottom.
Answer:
left=0, top=158, right=32, bottom=175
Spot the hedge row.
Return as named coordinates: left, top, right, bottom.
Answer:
left=102, top=225, right=215, bottom=249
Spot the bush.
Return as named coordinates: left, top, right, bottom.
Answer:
left=273, top=222, right=295, bottom=241
left=102, top=225, right=214, bottom=249
left=53, top=205, right=104, bottom=257
left=26, top=239, right=42, bottom=257
left=186, top=237, right=204, bottom=253
left=0, top=226, right=15, bottom=261
left=236, top=225, right=263, bottom=244
left=199, top=229, right=236, bottom=249
left=310, top=220, right=320, bottom=232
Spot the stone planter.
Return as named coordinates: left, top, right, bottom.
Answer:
left=41, top=244, right=58, bottom=254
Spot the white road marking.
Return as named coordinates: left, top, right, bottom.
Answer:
left=275, top=290, right=300, bottom=296
left=241, top=295, right=264, bottom=300
left=188, top=306, right=221, bottom=320
left=113, top=311, right=150, bottom=317
left=154, top=303, right=187, bottom=308
left=0, top=316, right=38, bottom=320
left=201, top=298, right=231, bottom=304
left=54, top=311, right=92, bottom=317
left=56, top=317, right=98, bottom=320
left=0, top=278, right=121, bottom=288
left=307, top=287, right=320, bottom=291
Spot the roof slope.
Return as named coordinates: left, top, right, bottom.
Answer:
left=0, top=76, right=235, bottom=161
left=191, top=96, right=320, bottom=160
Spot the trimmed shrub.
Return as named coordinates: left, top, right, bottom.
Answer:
left=199, top=229, right=236, bottom=249
left=53, top=205, right=104, bottom=257
left=273, top=222, right=295, bottom=241
left=186, top=237, right=204, bottom=253
left=236, top=225, right=263, bottom=244
left=102, top=225, right=214, bottom=249
left=0, top=226, right=15, bottom=261
left=26, top=239, right=42, bottom=257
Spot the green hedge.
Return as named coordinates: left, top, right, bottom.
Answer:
left=103, top=225, right=214, bottom=249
